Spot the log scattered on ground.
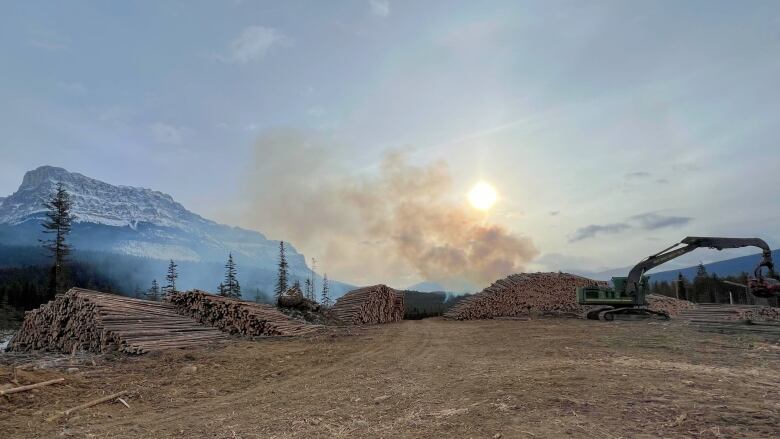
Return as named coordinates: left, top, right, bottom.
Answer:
left=168, top=290, right=324, bottom=337
left=443, top=272, right=695, bottom=320
left=0, top=378, right=65, bottom=396
left=7, top=289, right=228, bottom=354
left=330, top=284, right=405, bottom=325
left=46, top=390, right=129, bottom=422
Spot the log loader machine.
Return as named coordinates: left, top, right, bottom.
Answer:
left=577, top=236, right=780, bottom=321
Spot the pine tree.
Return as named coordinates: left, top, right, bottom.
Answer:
left=695, top=262, right=707, bottom=279
left=217, top=282, right=226, bottom=296
left=222, top=253, right=241, bottom=298
left=146, top=279, right=161, bottom=301
left=41, top=182, right=73, bottom=296
left=275, top=241, right=288, bottom=298
left=293, top=278, right=301, bottom=292
left=304, top=278, right=312, bottom=300
left=163, top=259, right=178, bottom=297
left=308, top=257, right=317, bottom=301
left=320, top=273, right=330, bottom=307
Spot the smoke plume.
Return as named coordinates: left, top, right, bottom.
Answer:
left=243, top=129, right=538, bottom=290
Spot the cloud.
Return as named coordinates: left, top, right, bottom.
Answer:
left=369, top=0, right=390, bottom=17
left=569, top=212, right=693, bottom=242
left=150, top=123, right=184, bottom=145
left=549, top=211, right=560, bottom=216
left=242, top=129, right=538, bottom=290
left=624, top=171, right=651, bottom=179
left=630, top=212, right=692, bottom=230
left=217, top=26, right=290, bottom=63
left=569, top=223, right=631, bottom=242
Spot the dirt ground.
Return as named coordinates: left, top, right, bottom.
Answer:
left=1, top=318, right=779, bottom=439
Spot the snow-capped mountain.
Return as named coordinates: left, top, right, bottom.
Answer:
left=0, top=166, right=308, bottom=272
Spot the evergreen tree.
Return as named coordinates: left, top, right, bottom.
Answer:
left=146, top=279, right=161, bottom=301
left=320, top=273, right=330, bottom=307
left=304, top=278, right=313, bottom=300
left=217, top=282, right=226, bottom=296
left=40, top=182, right=73, bottom=296
left=275, top=241, right=288, bottom=298
left=222, top=253, right=241, bottom=298
left=308, top=257, right=317, bottom=301
left=693, top=262, right=709, bottom=303
left=695, top=262, right=707, bottom=279
left=163, top=259, right=178, bottom=297
left=292, top=278, right=301, bottom=292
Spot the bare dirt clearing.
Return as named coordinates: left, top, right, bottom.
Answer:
left=2, top=318, right=779, bottom=438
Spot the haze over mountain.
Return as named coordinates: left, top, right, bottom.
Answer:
left=0, top=166, right=351, bottom=297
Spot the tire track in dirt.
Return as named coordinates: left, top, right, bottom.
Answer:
left=86, top=323, right=428, bottom=437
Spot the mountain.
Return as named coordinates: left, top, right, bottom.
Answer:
left=569, top=250, right=779, bottom=283
left=0, top=166, right=354, bottom=297
left=646, top=250, right=780, bottom=283
left=0, top=166, right=305, bottom=268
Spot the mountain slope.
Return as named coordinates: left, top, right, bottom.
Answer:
left=0, top=166, right=307, bottom=273
left=569, top=250, right=779, bottom=283
left=647, top=250, right=780, bottom=282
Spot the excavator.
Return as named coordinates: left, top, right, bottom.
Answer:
left=577, top=236, right=780, bottom=321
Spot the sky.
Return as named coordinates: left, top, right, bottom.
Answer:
left=1, top=1, right=780, bottom=288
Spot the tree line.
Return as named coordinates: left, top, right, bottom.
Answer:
left=649, top=263, right=777, bottom=306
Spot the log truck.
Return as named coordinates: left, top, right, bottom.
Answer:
left=577, top=236, right=780, bottom=321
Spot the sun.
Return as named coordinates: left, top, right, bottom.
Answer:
left=467, top=181, right=498, bottom=211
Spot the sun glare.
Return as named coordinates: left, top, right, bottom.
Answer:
left=467, top=181, right=498, bottom=211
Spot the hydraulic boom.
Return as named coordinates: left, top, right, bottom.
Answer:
left=577, top=236, right=780, bottom=321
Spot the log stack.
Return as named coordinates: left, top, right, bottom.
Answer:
left=278, top=285, right=320, bottom=312
left=7, top=288, right=227, bottom=354
left=443, top=272, right=695, bottom=320
left=646, top=294, right=696, bottom=316
left=678, top=304, right=780, bottom=338
left=330, top=284, right=405, bottom=325
left=167, top=290, right=324, bottom=336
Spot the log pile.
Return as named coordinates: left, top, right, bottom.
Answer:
left=7, top=288, right=227, bottom=354
left=278, top=285, right=320, bottom=312
left=646, top=294, right=696, bottom=316
left=734, top=306, right=780, bottom=322
left=167, top=290, right=323, bottom=336
left=443, top=272, right=695, bottom=320
left=330, top=284, right=405, bottom=325
left=678, top=304, right=780, bottom=338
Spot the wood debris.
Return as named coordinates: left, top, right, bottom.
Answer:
left=0, top=378, right=65, bottom=396
left=7, top=288, right=228, bottom=354
left=330, top=284, right=404, bottom=325
left=168, top=290, right=324, bottom=337
left=46, top=390, right=129, bottom=422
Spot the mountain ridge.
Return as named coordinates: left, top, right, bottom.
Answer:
left=0, top=165, right=307, bottom=272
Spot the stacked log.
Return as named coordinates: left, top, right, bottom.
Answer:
left=330, top=284, right=405, bottom=325
left=679, top=304, right=780, bottom=338
left=278, top=285, right=320, bottom=312
left=443, top=272, right=695, bottom=320
left=167, top=290, right=323, bottom=336
left=734, top=306, right=780, bottom=322
left=7, top=288, right=227, bottom=354
left=646, top=294, right=696, bottom=316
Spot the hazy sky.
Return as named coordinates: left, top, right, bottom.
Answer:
left=2, top=1, right=779, bottom=286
